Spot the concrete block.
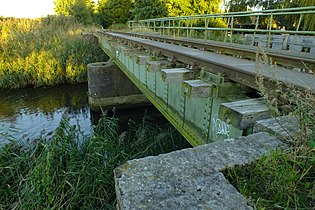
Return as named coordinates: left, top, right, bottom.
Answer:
left=183, top=80, right=212, bottom=98
left=219, top=98, right=271, bottom=130
left=87, top=61, right=148, bottom=111
left=254, top=115, right=299, bottom=141
left=114, top=132, right=285, bottom=210
left=146, top=60, right=173, bottom=71
left=136, top=55, right=151, bottom=65
left=161, top=68, right=193, bottom=83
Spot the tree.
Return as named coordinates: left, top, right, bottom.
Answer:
left=54, top=0, right=93, bottom=24
left=223, top=0, right=314, bottom=30
left=98, top=0, right=134, bottom=27
left=165, top=0, right=223, bottom=17
left=133, top=0, right=167, bottom=20
left=255, top=0, right=314, bottom=30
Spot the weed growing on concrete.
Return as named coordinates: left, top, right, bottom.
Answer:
left=226, top=67, right=315, bottom=209
left=0, top=113, right=190, bottom=209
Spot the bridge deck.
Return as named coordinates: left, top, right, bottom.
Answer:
left=106, top=32, right=315, bottom=91
left=117, top=32, right=315, bottom=70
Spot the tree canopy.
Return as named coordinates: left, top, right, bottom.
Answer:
left=54, top=0, right=94, bottom=24
left=133, top=0, right=167, bottom=20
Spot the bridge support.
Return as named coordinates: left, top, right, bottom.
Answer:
left=87, top=61, right=149, bottom=111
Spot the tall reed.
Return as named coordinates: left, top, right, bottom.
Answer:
left=0, top=15, right=107, bottom=89
left=0, top=113, right=190, bottom=209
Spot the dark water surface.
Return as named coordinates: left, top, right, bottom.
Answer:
left=0, top=83, right=163, bottom=146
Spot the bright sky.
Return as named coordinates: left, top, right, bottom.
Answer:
left=0, top=0, right=55, bottom=18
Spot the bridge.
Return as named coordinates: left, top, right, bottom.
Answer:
left=88, top=6, right=315, bottom=209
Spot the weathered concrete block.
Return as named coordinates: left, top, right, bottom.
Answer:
left=114, top=132, right=285, bottom=210
left=254, top=115, right=299, bottom=141
left=161, top=68, right=193, bottom=83
left=136, top=55, right=151, bottom=65
left=183, top=80, right=212, bottom=98
left=146, top=60, right=173, bottom=72
left=219, top=98, right=271, bottom=130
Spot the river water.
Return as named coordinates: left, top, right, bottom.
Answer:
left=0, top=83, right=162, bottom=146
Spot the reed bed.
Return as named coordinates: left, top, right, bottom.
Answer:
left=0, top=15, right=107, bottom=89
left=0, top=113, right=190, bottom=209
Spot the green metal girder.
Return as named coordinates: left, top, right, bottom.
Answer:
left=99, top=40, right=203, bottom=146
left=98, top=37, right=245, bottom=146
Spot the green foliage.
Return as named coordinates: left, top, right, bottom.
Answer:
left=165, top=0, right=223, bottom=17
left=98, top=0, right=134, bottom=28
left=133, top=0, right=167, bottom=20
left=0, top=16, right=107, bottom=89
left=0, top=114, right=189, bottom=209
left=54, top=0, right=94, bottom=24
left=225, top=0, right=314, bottom=30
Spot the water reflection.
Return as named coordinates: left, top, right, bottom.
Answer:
left=0, top=83, right=166, bottom=146
left=0, top=83, right=92, bottom=145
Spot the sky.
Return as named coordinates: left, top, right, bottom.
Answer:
left=0, top=0, right=55, bottom=18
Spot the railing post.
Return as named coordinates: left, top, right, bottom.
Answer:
left=189, top=18, right=193, bottom=38
left=173, top=19, right=176, bottom=38
left=205, top=17, right=209, bottom=40
left=186, top=18, right=189, bottom=38
left=154, top=21, right=156, bottom=33
left=224, top=17, right=231, bottom=42
left=252, top=15, right=260, bottom=46
left=178, top=19, right=181, bottom=37
left=267, top=13, right=273, bottom=51
left=230, top=16, right=234, bottom=43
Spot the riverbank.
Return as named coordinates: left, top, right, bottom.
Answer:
left=0, top=15, right=107, bottom=89
left=0, top=112, right=191, bottom=209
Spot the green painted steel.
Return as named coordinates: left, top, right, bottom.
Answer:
left=97, top=35, right=249, bottom=146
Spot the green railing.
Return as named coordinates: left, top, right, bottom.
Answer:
left=128, top=6, right=315, bottom=48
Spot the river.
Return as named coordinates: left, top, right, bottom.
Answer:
left=0, top=83, right=163, bottom=146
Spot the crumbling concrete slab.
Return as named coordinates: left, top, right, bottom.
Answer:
left=114, top=132, right=286, bottom=210
left=254, top=115, right=299, bottom=141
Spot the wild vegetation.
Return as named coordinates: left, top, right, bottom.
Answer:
left=0, top=15, right=107, bottom=89
left=225, top=76, right=315, bottom=209
left=0, top=113, right=190, bottom=209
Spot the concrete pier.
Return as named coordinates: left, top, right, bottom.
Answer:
left=87, top=61, right=148, bottom=111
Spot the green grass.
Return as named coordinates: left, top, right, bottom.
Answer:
left=0, top=15, right=108, bottom=89
left=225, top=148, right=315, bottom=209
left=0, top=112, right=190, bottom=209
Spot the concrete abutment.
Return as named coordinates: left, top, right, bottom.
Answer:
left=87, top=61, right=149, bottom=111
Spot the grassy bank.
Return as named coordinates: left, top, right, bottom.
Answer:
left=0, top=113, right=190, bottom=209
left=0, top=16, right=107, bottom=89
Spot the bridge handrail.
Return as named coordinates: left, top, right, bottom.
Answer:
left=128, top=6, right=315, bottom=47
left=129, top=6, right=315, bottom=23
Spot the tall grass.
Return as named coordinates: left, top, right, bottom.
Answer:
left=0, top=15, right=107, bottom=89
left=0, top=113, right=190, bottom=209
